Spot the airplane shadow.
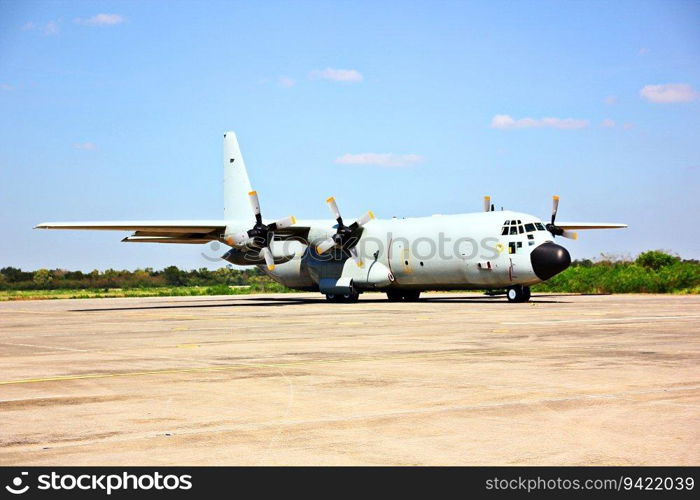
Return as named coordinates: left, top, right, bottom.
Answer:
left=71, top=294, right=571, bottom=312
left=70, top=297, right=318, bottom=312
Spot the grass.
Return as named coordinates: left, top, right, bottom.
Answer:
left=0, top=285, right=292, bottom=301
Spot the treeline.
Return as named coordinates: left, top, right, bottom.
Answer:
left=1, top=251, right=698, bottom=294
left=533, top=250, right=699, bottom=294
left=0, top=265, right=281, bottom=292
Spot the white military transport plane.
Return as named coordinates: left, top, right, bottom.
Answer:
left=36, top=132, right=626, bottom=303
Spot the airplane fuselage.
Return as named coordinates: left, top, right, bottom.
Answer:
left=222, top=209, right=569, bottom=294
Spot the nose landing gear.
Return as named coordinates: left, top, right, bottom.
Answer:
left=506, top=285, right=531, bottom=303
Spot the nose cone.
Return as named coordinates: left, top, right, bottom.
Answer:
left=530, top=242, right=571, bottom=281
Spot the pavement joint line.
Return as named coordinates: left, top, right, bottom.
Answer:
left=503, top=315, right=700, bottom=325
left=4, top=384, right=699, bottom=454
left=0, top=342, right=89, bottom=352
left=0, top=350, right=528, bottom=386
left=4, top=341, right=691, bottom=387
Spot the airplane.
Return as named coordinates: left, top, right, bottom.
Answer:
left=36, top=132, right=627, bottom=303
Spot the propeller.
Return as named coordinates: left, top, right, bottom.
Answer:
left=545, top=195, right=578, bottom=239
left=316, top=197, right=374, bottom=267
left=227, top=191, right=296, bottom=270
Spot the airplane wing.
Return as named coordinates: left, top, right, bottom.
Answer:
left=34, top=220, right=312, bottom=244
left=35, top=220, right=228, bottom=244
left=554, top=222, right=627, bottom=230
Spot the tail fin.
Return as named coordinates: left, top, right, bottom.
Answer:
left=223, top=131, right=254, bottom=220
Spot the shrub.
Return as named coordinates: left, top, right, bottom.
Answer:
left=635, top=250, right=680, bottom=270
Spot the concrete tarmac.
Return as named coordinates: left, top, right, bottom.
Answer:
left=0, top=292, right=698, bottom=465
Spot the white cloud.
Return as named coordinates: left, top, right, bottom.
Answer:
left=75, top=14, right=124, bottom=26
left=601, top=119, right=615, bottom=128
left=23, top=20, right=60, bottom=35
left=335, top=153, right=424, bottom=168
left=44, top=20, right=59, bottom=35
left=74, top=142, right=98, bottom=151
left=640, top=83, right=697, bottom=103
left=278, top=77, right=295, bottom=88
left=490, top=114, right=589, bottom=130
left=309, top=68, right=363, bottom=82
left=605, top=95, right=617, bottom=105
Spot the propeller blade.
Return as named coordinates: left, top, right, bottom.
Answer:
left=229, top=231, right=251, bottom=246
left=349, top=246, right=363, bottom=267
left=274, top=215, right=296, bottom=230
left=260, top=246, right=275, bottom=271
left=355, top=210, right=375, bottom=227
left=551, top=195, right=560, bottom=224
left=316, top=238, right=336, bottom=254
left=561, top=230, right=578, bottom=240
left=248, top=191, right=261, bottom=217
left=326, top=196, right=341, bottom=221
left=483, top=195, right=491, bottom=213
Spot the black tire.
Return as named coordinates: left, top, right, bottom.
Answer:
left=386, top=290, right=421, bottom=302
left=506, top=285, right=530, bottom=303
left=341, top=290, right=360, bottom=303
left=327, top=291, right=359, bottom=303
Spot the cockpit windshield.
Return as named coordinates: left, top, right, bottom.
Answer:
left=501, top=220, right=547, bottom=235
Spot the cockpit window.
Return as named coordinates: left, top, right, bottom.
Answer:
left=502, top=220, right=545, bottom=235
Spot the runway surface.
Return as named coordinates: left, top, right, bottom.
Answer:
left=1, top=292, right=698, bottom=465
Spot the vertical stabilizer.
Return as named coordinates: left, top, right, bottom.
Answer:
left=223, top=131, right=254, bottom=220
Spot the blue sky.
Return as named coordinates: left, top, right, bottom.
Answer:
left=1, top=0, right=699, bottom=271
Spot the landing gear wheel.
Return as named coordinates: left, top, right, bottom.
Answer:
left=326, top=290, right=359, bottom=303
left=341, top=290, right=360, bottom=303
left=506, top=285, right=530, bottom=303
left=386, top=290, right=421, bottom=302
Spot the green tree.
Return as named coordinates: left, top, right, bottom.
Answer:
left=163, top=266, right=184, bottom=286
left=636, top=250, right=679, bottom=270
left=33, top=269, right=53, bottom=287
left=1, top=267, right=24, bottom=282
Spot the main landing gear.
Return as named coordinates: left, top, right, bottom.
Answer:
left=506, top=285, right=531, bottom=303
left=325, top=290, right=360, bottom=303
left=386, top=290, right=421, bottom=302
